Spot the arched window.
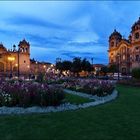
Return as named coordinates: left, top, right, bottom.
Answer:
left=135, top=32, right=139, bottom=39
left=0, top=62, right=4, bottom=72
left=122, top=68, right=126, bottom=75
left=123, top=55, right=125, bottom=60
left=136, top=55, right=139, bottom=61
left=111, top=41, right=114, bottom=47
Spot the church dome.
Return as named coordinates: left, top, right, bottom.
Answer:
left=131, top=17, right=140, bottom=31
left=109, top=29, right=122, bottom=40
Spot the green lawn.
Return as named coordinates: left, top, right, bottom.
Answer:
left=64, top=93, right=92, bottom=104
left=0, top=85, right=140, bottom=140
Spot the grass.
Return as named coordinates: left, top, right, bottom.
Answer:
left=0, top=85, right=140, bottom=140
left=64, top=93, right=93, bottom=104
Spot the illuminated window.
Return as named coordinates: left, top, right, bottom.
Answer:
left=123, top=55, right=125, bottom=60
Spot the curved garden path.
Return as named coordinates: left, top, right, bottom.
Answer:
left=0, top=89, right=118, bottom=115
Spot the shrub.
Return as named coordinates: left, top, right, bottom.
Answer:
left=0, top=81, right=65, bottom=107
left=63, top=78, right=115, bottom=97
left=36, top=72, right=45, bottom=83
left=132, top=68, right=140, bottom=79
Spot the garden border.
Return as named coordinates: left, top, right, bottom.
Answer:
left=0, top=89, right=118, bottom=115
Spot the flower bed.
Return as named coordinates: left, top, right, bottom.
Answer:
left=0, top=81, right=65, bottom=107
left=62, top=79, right=115, bottom=97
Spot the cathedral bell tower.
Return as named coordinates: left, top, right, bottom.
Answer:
left=108, top=29, right=122, bottom=65
left=18, top=39, right=30, bottom=74
left=109, top=29, right=122, bottom=48
left=18, top=39, right=30, bottom=54
left=131, top=17, right=140, bottom=43
left=130, top=17, right=140, bottom=68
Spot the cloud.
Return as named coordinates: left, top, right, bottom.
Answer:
left=6, top=14, right=67, bottom=29
left=68, top=41, right=104, bottom=47
left=1, top=1, right=140, bottom=64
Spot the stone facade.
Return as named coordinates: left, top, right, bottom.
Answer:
left=30, top=59, right=52, bottom=75
left=108, top=17, right=140, bottom=74
left=0, top=39, right=52, bottom=77
left=0, top=39, right=30, bottom=77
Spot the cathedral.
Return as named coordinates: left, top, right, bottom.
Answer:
left=0, top=39, right=51, bottom=78
left=0, top=39, right=30, bottom=77
left=108, top=17, right=140, bottom=74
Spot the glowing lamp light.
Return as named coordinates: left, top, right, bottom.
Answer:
left=15, top=64, right=18, bottom=67
left=8, top=57, right=15, bottom=61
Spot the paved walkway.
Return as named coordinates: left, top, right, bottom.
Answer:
left=63, top=89, right=111, bottom=100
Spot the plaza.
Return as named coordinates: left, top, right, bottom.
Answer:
left=0, top=1, right=140, bottom=140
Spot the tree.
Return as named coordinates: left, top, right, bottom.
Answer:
left=100, top=66, right=109, bottom=76
left=108, top=64, right=117, bottom=74
left=56, top=61, right=63, bottom=74
left=81, top=58, right=92, bottom=72
left=62, top=61, right=72, bottom=71
left=71, top=57, right=82, bottom=76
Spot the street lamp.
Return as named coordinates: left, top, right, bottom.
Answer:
left=35, top=61, right=39, bottom=76
left=8, top=56, right=15, bottom=78
left=91, top=57, right=93, bottom=65
left=117, top=53, right=120, bottom=80
left=43, top=65, right=46, bottom=71
left=15, top=64, right=18, bottom=76
left=17, top=48, right=20, bottom=79
left=91, top=57, right=94, bottom=77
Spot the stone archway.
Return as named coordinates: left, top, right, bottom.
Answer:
left=122, top=67, right=127, bottom=75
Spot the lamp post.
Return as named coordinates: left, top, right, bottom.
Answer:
left=91, top=57, right=93, bottom=77
left=8, top=56, right=15, bottom=78
left=43, top=65, right=46, bottom=73
left=36, top=61, right=38, bottom=74
left=17, top=48, right=20, bottom=79
left=117, top=53, right=120, bottom=80
left=27, top=65, right=30, bottom=80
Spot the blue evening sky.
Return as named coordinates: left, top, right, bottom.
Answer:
left=0, top=1, right=140, bottom=64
